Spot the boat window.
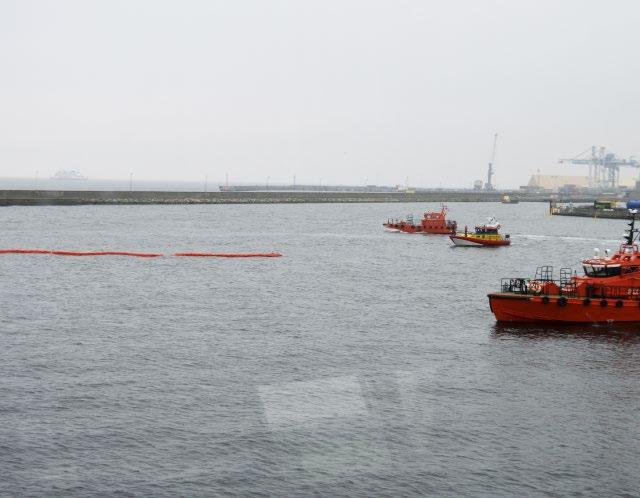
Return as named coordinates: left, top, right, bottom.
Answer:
left=583, top=265, right=621, bottom=277
left=623, top=266, right=639, bottom=274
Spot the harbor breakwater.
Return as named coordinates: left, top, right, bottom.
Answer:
left=0, top=190, right=594, bottom=206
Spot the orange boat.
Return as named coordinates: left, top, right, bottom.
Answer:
left=489, top=210, right=640, bottom=323
left=383, top=205, right=457, bottom=234
left=450, top=217, right=511, bottom=246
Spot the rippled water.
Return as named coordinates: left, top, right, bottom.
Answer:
left=2, top=202, right=639, bottom=496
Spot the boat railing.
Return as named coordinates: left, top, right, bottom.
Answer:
left=501, top=278, right=531, bottom=294
left=534, top=265, right=554, bottom=281
left=500, top=278, right=640, bottom=300
left=500, top=278, right=578, bottom=297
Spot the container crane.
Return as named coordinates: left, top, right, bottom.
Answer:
left=559, top=146, right=639, bottom=189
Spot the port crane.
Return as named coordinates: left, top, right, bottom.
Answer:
left=559, top=146, right=639, bottom=189
left=485, top=133, right=497, bottom=190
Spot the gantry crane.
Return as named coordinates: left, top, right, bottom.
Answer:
left=559, top=146, right=639, bottom=189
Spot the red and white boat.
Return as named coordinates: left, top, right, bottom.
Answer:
left=450, top=217, right=511, bottom=246
left=489, top=210, right=640, bottom=322
left=384, top=205, right=457, bottom=234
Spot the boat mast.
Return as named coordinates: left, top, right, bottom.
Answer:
left=626, top=209, right=638, bottom=245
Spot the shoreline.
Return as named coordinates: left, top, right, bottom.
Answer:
left=0, top=189, right=595, bottom=206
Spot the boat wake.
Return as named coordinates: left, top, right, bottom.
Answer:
left=515, top=234, right=620, bottom=244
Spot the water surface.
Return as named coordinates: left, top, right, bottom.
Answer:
left=2, top=202, right=639, bottom=496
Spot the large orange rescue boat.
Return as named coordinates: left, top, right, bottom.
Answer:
left=489, top=210, right=640, bottom=323
left=384, top=205, right=457, bottom=234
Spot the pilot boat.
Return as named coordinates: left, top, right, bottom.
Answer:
left=488, top=210, right=640, bottom=322
left=383, top=205, right=457, bottom=234
left=450, top=217, right=510, bottom=246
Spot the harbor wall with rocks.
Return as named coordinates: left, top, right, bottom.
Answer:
left=0, top=189, right=594, bottom=206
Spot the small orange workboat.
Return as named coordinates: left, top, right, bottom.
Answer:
left=450, top=217, right=511, bottom=246
left=384, top=205, right=457, bottom=234
left=489, top=210, right=640, bottom=323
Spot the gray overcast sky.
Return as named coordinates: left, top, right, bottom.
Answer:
left=1, top=0, right=639, bottom=187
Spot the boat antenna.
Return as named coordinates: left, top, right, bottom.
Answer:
left=625, top=209, right=638, bottom=245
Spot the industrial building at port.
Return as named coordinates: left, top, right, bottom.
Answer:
left=221, top=144, right=639, bottom=196
left=522, top=146, right=639, bottom=194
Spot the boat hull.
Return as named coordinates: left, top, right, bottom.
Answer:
left=383, top=223, right=453, bottom=234
left=450, top=235, right=510, bottom=246
left=401, top=226, right=454, bottom=234
left=383, top=223, right=406, bottom=232
left=489, top=293, right=640, bottom=323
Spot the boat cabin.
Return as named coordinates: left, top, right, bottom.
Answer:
left=582, top=243, right=640, bottom=278
left=475, top=225, right=499, bottom=235
left=582, top=264, right=622, bottom=278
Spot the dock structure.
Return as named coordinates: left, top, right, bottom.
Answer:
left=550, top=200, right=634, bottom=220
left=0, top=189, right=594, bottom=206
left=551, top=206, right=632, bottom=220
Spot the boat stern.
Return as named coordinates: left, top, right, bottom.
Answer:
left=488, top=292, right=536, bottom=321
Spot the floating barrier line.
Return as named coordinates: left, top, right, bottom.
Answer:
left=51, top=250, right=163, bottom=258
left=0, top=249, right=51, bottom=254
left=0, top=249, right=282, bottom=258
left=174, top=253, right=282, bottom=258
left=0, top=249, right=163, bottom=257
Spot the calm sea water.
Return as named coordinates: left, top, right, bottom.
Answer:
left=2, top=202, right=639, bottom=496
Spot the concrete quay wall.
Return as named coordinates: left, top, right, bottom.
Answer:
left=0, top=189, right=588, bottom=206
left=551, top=206, right=630, bottom=219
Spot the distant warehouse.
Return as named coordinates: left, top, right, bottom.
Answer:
left=523, top=174, right=590, bottom=193
left=523, top=173, right=637, bottom=193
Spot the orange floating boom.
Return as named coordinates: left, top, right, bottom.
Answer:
left=173, top=252, right=282, bottom=258
left=0, top=249, right=282, bottom=258
left=0, top=249, right=163, bottom=257
left=0, top=249, right=52, bottom=254
left=50, top=250, right=163, bottom=257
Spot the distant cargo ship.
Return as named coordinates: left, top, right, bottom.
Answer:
left=50, top=170, right=88, bottom=181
